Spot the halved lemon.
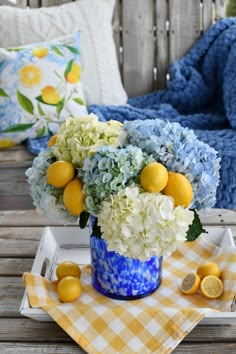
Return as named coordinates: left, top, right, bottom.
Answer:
left=180, top=273, right=201, bottom=295
left=200, top=275, right=223, bottom=299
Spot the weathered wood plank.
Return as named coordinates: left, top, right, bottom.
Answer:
left=1, top=209, right=235, bottom=227
left=0, top=210, right=66, bottom=226
left=2, top=343, right=236, bottom=354
left=122, top=0, right=155, bottom=97
left=0, top=145, right=33, bottom=168
left=0, top=317, right=236, bottom=343
left=199, top=208, right=236, bottom=227
left=0, top=169, right=30, bottom=196
left=0, top=277, right=24, bottom=317
left=202, top=0, right=214, bottom=32
left=0, top=226, right=43, bottom=257
left=0, top=318, right=73, bottom=342
left=28, top=0, right=40, bottom=8
left=215, top=0, right=228, bottom=20
left=41, top=0, right=72, bottom=7
left=0, top=343, right=84, bottom=353
left=169, top=0, right=201, bottom=63
left=0, top=258, right=33, bottom=275
left=0, top=196, right=34, bottom=211
left=156, top=0, right=169, bottom=89
left=0, top=224, right=235, bottom=259
left=113, top=0, right=122, bottom=74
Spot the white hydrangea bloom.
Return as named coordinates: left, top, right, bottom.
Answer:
left=97, top=185, right=194, bottom=261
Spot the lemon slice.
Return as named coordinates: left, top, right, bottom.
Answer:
left=200, top=275, right=223, bottom=299
left=180, top=273, right=201, bottom=295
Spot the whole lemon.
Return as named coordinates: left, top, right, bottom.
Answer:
left=32, top=46, right=48, bottom=59
left=140, top=162, right=168, bottom=193
left=163, top=171, right=193, bottom=207
left=197, top=262, right=221, bottom=280
left=57, top=276, right=82, bottom=303
left=47, top=134, right=58, bottom=148
left=56, top=261, right=81, bottom=280
left=46, top=160, right=75, bottom=188
left=63, top=178, right=85, bottom=216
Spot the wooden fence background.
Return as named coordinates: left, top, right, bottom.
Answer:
left=0, top=0, right=230, bottom=209
left=0, top=0, right=229, bottom=97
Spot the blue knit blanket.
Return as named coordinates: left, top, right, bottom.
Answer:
left=28, top=18, right=236, bottom=208
left=89, top=18, right=236, bottom=131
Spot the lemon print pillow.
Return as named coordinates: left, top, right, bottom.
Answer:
left=0, top=32, right=87, bottom=148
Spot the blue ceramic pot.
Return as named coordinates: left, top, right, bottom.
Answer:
left=90, top=218, right=162, bottom=300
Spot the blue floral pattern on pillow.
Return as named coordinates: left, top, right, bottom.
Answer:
left=0, top=32, right=87, bottom=147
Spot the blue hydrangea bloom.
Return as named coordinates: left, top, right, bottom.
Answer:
left=124, top=119, right=221, bottom=209
left=80, top=145, right=154, bottom=214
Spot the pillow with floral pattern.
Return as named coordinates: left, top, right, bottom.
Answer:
left=0, top=32, right=88, bottom=148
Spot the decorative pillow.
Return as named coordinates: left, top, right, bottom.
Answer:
left=0, top=32, right=88, bottom=146
left=0, top=0, right=128, bottom=106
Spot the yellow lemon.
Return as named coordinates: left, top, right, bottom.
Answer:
left=46, top=161, right=75, bottom=188
left=32, top=46, right=48, bottom=58
left=48, top=134, right=58, bottom=148
left=200, top=275, right=224, bottom=299
left=140, top=162, right=168, bottom=193
left=0, top=139, right=16, bottom=148
left=19, top=64, right=42, bottom=88
left=63, top=178, right=85, bottom=216
left=163, top=171, right=193, bottom=207
left=71, top=63, right=81, bottom=76
left=197, top=262, right=221, bottom=280
left=56, top=276, right=82, bottom=302
left=41, top=86, right=61, bottom=104
left=66, top=63, right=81, bottom=84
left=56, top=261, right=81, bottom=280
left=180, top=273, right=201, bottom=295
left=66, top=71, right=79, bottom=84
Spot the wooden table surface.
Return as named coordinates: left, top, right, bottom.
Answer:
left=0, top=208, right=236, bottom=353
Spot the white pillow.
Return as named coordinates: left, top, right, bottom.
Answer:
left=0, top=0, right=127, bottom=106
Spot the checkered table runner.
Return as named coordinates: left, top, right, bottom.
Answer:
left=24, top=235, right=236, bottom=354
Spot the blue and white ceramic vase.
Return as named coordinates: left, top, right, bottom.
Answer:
left=90, top=218, right=162, bottom=300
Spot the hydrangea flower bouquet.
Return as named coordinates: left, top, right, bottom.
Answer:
left=26, top=114, right=220, bottom=299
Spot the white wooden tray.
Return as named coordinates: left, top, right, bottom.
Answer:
left=20, top=226, right=236, bottom=324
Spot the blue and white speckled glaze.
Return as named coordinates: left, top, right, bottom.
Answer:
left=90, top=235, right=162, bottom=300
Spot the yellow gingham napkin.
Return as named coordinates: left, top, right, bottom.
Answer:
left=23, top=235, right=236, bottom=354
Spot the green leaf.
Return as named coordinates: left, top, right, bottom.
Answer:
left=56, top=100, right=64, bottom=115
left=37, top=102, right=46, bottom=116
left=48, top=128, right=54, bottom=136
left=51, top=45, right=64, bottom=57
left=64, top=59, right=73, bottom=80
left=64, top=45, right=80, bottom=55
left=0, top=88, right=9, bottom=98
left=17, top=90, right=34, bottom=114
left=186, top=209, right=207, bottom=242
left=79, top=211, right=90, bottom=229
left=91, top=218, right=102, bottom=238
left=7, top=47, right=25, bottom=52
left=36, top=126, right=46, bottom=138
left=1, top=122, right=35, bottom=133
left=73, top=97, right=85, bottom=105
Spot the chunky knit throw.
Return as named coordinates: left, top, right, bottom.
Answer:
left=28, top=18, right=236, bottom=209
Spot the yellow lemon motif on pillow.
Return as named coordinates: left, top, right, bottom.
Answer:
left=66, top=63, right=81, bottom=84
left=41, top=86, right=61, bottom=104
left=32, top=46, right=48, bottom=59
left=19, top=64, right=42, bottom=88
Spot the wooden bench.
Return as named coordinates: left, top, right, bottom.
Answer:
left=1, top=2, right=236, bottom=354
left=0, top=0, right=229, bottom=211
